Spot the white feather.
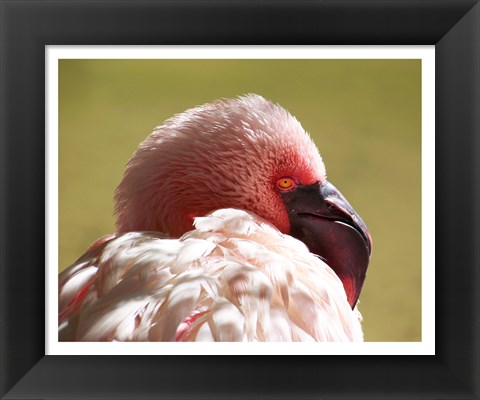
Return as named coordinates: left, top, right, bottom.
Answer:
left=59, top=209, right=363, bottom=342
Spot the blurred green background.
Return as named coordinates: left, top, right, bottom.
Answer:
left=59, top=59, right=421, bottom=342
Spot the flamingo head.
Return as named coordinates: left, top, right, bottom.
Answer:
left=115, top=94, right=371, bottom=307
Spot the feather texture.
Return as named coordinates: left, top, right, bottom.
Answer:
left=59, top=209, right=363, bottom=342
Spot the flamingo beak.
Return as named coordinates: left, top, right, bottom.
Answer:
left=280, top=181, right=372, bottom=308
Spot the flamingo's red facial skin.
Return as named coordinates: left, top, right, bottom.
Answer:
left=114, top=94, right=371, bottom=307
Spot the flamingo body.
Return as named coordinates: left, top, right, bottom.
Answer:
left=59, top=95, right=371, bottom=342
left=59, top=209, right=363, bottom=341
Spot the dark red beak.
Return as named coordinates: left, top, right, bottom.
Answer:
left=280, top=181, right=372, bottom=308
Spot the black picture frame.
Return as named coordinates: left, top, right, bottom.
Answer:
left=1, top=1, right=479, bottom=399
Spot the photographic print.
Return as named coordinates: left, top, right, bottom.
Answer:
left=48, top=47, right=433, bottom=354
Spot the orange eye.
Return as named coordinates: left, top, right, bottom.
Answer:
left=276, top=177, right=296, bottom=191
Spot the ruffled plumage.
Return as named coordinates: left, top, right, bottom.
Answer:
left=59, top=209, right=363, bottom=342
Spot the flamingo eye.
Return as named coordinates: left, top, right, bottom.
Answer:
left=276, top=177, right=296, bottom=191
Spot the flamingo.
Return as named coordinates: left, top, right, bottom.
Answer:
left=58, top=94, right=372, bottom=342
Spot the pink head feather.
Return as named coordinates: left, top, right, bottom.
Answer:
left=114, top=94, right=326, bottom=237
